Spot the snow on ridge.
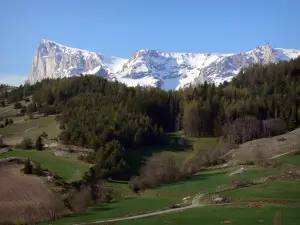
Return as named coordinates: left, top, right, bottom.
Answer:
left=27, top=41, right=300, bottom=90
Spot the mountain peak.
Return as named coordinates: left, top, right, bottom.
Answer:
left=27, top=40, right=300, bottom=89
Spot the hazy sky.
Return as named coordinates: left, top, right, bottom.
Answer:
left=1, top=0, right=300, bottom=85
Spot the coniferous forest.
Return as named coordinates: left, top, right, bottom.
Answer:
left=2, top=57, right=300, bottom=178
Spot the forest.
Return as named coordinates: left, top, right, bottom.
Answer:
left=2, top=57, right=300, bottom=180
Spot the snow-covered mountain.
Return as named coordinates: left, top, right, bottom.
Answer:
left=27, top=40, right=300, bottom=90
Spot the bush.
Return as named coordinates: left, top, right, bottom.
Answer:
left=137, top=153, right=182, bottom=189
left=40, top=132, right=48, bottom=138
left=33, top=162, right=42, bottom=176
left=129, top=176, right=144, bottom=193
left=23, top=158, right=32, bottom=174
left=0, top=100, right=5, bottom=107
left=20, top=106, right=27, bottom=113
left=4, top=118, right=9, bottom=126
left=14, top=102, right=22, bottom=109
left=231, top=180, right=255, bottom=188
left=0, top=138, right=4, bottom=148
left=35, top=136, right=44, bottom=150
left=39, top=104, right=56, bottom=116
left=59, top=123, right=66, bottom=130
left=16, top=138, right=33, bottom=149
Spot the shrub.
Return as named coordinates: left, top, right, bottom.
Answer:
left=23, top=158, right=32, bottom=174
left=231, top=180, right=255, bottom=189
left=20, top=106, right=27, bottom=113
left=59, top=123, right=66, bottom=130
left=128, top=176, right=144, bottom=193
left=35, top=136, right=44, bottom=150
left=0, top=100, right=5, bottom=107
left=0, top=138, right=4, bottom=148
left=14, top=102, right=22, bottom=109
left=33, top=162, right=42, bottom=176
left=16, top=138, right=33, bottom=149
left=4, top=118, right=9, bottom=126
left=40, top=132, right=48, bottom=138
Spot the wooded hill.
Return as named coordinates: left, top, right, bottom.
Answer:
left=2, top=57, right=300, bottom=177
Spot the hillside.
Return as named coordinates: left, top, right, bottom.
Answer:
left=26, top=40, right=300, bottom=90
left=227, top=128, right=300, bottom=163
left=0, top=163, right=69, bottom=224
left=1, top=48, right=300, bottom=225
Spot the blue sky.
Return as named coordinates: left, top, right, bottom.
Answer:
left=1, top=0, right=300, bottom=85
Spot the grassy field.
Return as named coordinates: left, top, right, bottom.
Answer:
left=41, top=161, right=298, bottom=225
left=280, top=154, right=300, bottom=167
left=40, top=197, right=175, bottom=225
left=0, top=150, right=90, bottom=182
left=220, top=180, right=300, bottom=201
left=0, top=115, right=59, bottom=141
left=113, top=205, right=300, bottom=225
left=145, top=166, right=277, bottom=199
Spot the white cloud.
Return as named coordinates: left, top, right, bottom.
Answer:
left=0, top=74, right=27, bottom=86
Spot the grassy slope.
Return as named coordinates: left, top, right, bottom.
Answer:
left=220, top=180, right=300, bottom=200
left=114, top=205, right=300, bottom=225
left=0, top=116, right=59, bottom=140
left=147, top=166, right=277, bottom=199
left=40, top=197, right=174, bottom=225
left=0, top=150, right=90, bottom=182
left=280, top=154, right=300, bottom=166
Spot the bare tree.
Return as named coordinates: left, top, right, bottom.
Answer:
left=44, top=196, right=66, bottom=220
left=253, top=148, right=266, bottom=165
left=68, top=186, right=91, bottom=213
left=138, top=153, right=181, bottom=188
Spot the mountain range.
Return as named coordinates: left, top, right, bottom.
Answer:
left=27, top=40, right=300, bottom=90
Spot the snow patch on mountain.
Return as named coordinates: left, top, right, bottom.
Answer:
left=27, top=40, right=300, bottom=90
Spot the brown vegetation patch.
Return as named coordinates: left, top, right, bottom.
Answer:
left=227, top=128, right=300, bottom=162
left=0, top=164, right=68, bottom=224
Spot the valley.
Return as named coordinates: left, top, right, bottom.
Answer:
left=1, top=50, right=300, bottom=225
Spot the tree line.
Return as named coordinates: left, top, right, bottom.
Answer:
left=3, top=57, right=300, bottom=179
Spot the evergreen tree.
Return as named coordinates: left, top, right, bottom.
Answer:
left=93, top=140, right=126, bottom=178
left=289, top=105, right=298, bottom=130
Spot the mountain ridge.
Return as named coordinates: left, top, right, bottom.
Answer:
left=27, top=40, right=300, bottom=90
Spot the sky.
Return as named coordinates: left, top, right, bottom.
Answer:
left=1, top=0, right=300, bottom=85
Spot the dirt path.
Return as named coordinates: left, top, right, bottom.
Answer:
left=24, top=126, right=39, bottom=133
left=73, top=204, right=202, bottom=225
left=270, top=151, right=296, bottom=159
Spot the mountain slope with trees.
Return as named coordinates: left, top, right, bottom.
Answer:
left=2, top=57, right=300, bottom=180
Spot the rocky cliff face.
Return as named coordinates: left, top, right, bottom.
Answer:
left=27, top=40, right=127, bottom=84
left=27, top=40, right=300, bottom=90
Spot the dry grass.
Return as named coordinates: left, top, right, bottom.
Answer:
left=0, top=164, right=69, bottom=224
left=227, top=128, right=300, bottom=162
